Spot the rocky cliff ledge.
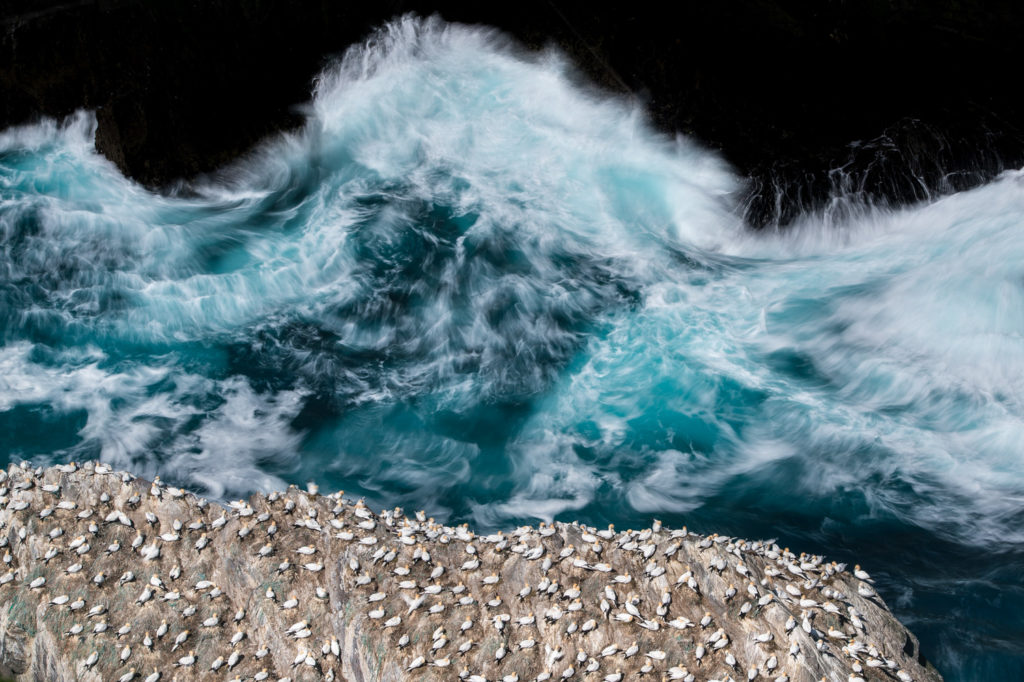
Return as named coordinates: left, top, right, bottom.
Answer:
left=0, top=462, right=941, bottom=682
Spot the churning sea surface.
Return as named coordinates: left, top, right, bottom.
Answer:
left=1, top=17, right=1022, bottom=680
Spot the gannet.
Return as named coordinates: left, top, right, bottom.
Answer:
left=171, top=629, right=189, bottom=650
left=857, top=583, right=877, bottom=598
left=81, top=650, right=99, bottom=670
left=853, top=565, right=873, bottom=582
left=156, top=620, right=168, bottom=639
left=174, top=650, right=196, bottom=667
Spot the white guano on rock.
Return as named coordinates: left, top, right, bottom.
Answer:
left=0, top=462, right=943, bottom=682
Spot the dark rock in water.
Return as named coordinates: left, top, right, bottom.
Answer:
left=2, top=1, right=1024, bottom=225
left=0, top=462, right=943, bottom=681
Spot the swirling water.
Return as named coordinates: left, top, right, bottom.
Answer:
left=2, top=17, right=1023, bottom=679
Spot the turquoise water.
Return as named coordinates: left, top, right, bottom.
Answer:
left=2, top=17, right=1023, bottom=679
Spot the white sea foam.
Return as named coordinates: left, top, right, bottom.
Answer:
left=498, top=167, right=1024, bottom=545
left=1, top=16, right=1023, bottom=555
left=0, top=343, right=303, bottom=498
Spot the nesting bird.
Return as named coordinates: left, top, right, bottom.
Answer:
left=0, top=462, right=937, bottom=682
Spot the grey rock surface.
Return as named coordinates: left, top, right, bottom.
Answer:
left=0, top=461, right=942, bottom=682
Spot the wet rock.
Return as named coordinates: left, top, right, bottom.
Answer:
left=0, top=462, right=942, bottom=681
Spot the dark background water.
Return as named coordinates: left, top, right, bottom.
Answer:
left=5, top=0, right=1024, bottom=225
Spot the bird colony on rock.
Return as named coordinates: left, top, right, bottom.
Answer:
left=0, top=462, right=942, bottom=682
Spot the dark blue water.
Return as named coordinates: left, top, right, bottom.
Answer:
left=2, top=17, right=1023, bottom=680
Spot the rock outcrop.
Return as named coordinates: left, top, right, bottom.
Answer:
left=0, top=461, right=941, bottom=682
